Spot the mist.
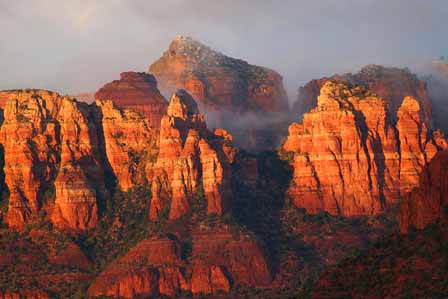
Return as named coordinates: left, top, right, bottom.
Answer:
left=1, top=0, right=447, bottom=103
left=415, top=61, right=448, bottom=133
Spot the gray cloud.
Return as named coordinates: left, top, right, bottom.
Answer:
left=0, top=0, right=447, bottom=101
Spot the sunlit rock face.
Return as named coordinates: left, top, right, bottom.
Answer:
left=292, top=65, right=433, bottom=125
left=148, top=89, right=236, bottom=221
left=87, top=227, right=271, bottom=298
left=95, top=71, right=168, bottom=128
left=0, top=90, right=105, bottom=232
left=87, top=236, right=188, bottom=298
left=149, top=36, right=289, bottom=151
left=282, top=80, right=446, bottom=216
left=95, top=99, right=158, bottom=191
left=0, top=87, right=238, bottom=234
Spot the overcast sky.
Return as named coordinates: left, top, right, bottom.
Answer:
left=0, top=0, right=447, bottom=100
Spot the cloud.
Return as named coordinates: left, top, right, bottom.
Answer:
left=0, top=0, right=447, bottom=99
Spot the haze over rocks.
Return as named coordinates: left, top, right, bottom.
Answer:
left=293, top=65, right=433, bottom=125
left=149, top=36, right=290, bottom=151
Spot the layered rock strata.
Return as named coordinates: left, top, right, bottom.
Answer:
left=0, top=90, right=105, bottom=231
left=95, top=99, right=158, bottom=191
left=282, top=80, right=446, bottom=216
left=148, top=90, right=236, bottom=221
left=87, top=228, right=271, bottom=298
left=95, top=72, right=168, bottom=128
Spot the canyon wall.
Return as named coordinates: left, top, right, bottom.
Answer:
left=0, top=90, right=105, bottom=232
left=282, top=80, right=446, bottom=216
left=148, top=89, right=236, bottom=221
left=0, top=87, right=237, bottom=232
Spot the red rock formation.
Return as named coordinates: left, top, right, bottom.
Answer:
left=95, top=99, right=158, bottom=191
left=191, top=265, right=230, bottom=295
left=396, top=96, right=441, bottom=193
left=51, top=99, right=105, bottom=232
left=87, top=236, right=188, bottom=298
left=149, top=36, right=289, bottom=151
left=190, top=227, right=271, bottom=290
left=0, top=290, right=49, bottom=299
left=150, top=36, right=288, bottom=114
left=0, top=90, right=19, bottom=109
left=148, top=90, right=235, bottom=221
left=95, top=72, right=168, bottom=128
left=293, top=77, right=334, bottom=116
left=292, top=65, right=432, bottom=125
left=0, top=90, right=61, bottom=227
left=88, top=226, right=271, bottom=297
left=0, top=90, right=105, bottom=231
left=282, top=80, right=446, bottom=216
left=399, top=150, right=448, bottom=233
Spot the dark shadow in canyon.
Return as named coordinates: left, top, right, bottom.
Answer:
left=231, top=151, right=319, bottom=277
left=87, top=103, right=118, bottom=216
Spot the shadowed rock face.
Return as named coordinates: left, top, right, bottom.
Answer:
left=399, top=150, right=448, bottom=233
left=292, top=65, right=433, bottom=125
left=427, top=59, right=448, bottom=134
left=309, top=223, right=448, bottom=299
left=95, top=71, right=168, bottom=128
left=149, top=36, right=289, bottom=151
left=282, top=80, right=446, bottom=216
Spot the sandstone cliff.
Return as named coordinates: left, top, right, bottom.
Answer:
left=282, top=80, right=446, bottom=216
left=149, top=36, right=289, bottom=151
left=148, top=90, right=235, bottom=221
left=87, top=227, right=271, bottom=298
left=95, top=72, right=168, bottom=128
left=95, top=99, right=158, bottom=191
left=0, top=90, right=105, bottom=232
